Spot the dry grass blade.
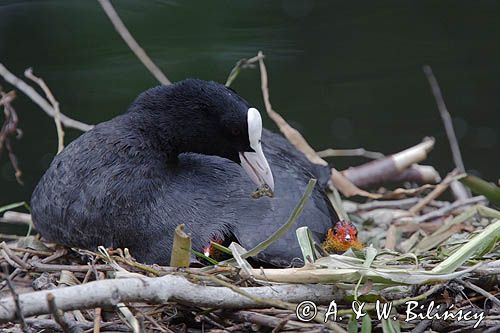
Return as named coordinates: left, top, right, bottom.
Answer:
left=296, top=226, right=318, bottom=263
left=251, top=263, right=477, bottom=285
left=116, top=303, right=140, bottom=333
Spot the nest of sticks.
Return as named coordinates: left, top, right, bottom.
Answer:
left=0, top=180, right=499, bottom=333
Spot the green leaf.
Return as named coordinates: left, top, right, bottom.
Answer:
left=460, top=175, right=500, bottom=206
left=381, top=318, right=400, bottom=333
left=0, top=201, right=27, bottom=214
left=432, top=219, right=500, bottom=273
left=348, top=314, right=358, bottom=333
left=363, top=246, right=377, bottom=268
left=192, top=249, right=218, bottom=265
left=361, top=314, right=372, bottom=333
left=210, top=241, right=233, bottom=256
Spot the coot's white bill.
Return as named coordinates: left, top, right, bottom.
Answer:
left=239, top=108, right=274, bottom=191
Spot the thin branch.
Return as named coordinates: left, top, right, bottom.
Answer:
left=203, top=274, right=347, bottom=333
left=0, top=63, right=93, bottom=132
left=340, top=137, right=437, bottom=188
left=24, top=319, right=129, bottom=332
left=423, top=65, right=470, bottom=199
left=0, top=89, right=23, bottom=183
left=97, top=0, right=171, bottom=85
left=46, top=293, right=82, bottom=333
left=225, top=54, right=264, bottom=87
left=1, top=263, right=30, bottom=333
left=423, top=65, right=464, bottom=172
left=257, top=51, right=327, bottom=166
left=317, top=147, right=385, bottom=160
left=24, top=68, right=65, bottom=154
left=1, top=242, right=30, bottom=270
left=0, top=211, right=32, bottom=225
left=408, top=170, right=460, bottom=215
left=0, top=274, right=341, bottom=323
left=414, top=195, right=487, bottom=223
left=458, top=279, right=500, bottom=308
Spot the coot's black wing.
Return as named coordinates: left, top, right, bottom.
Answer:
left=129, top=128, right=337, bottom=267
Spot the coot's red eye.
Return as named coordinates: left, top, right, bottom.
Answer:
left=231, top=128, right=240, bottom=136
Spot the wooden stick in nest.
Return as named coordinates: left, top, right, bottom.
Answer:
left=0, top=274, right=342, bottom=323
left=340, top=137, right=439, bottom=188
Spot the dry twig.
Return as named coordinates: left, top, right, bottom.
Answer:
left=0, top=89, right=23, bottom=183
left=24, top=68, right=65, bottom=153
left=317, top=147, right=385, bottom=159
left=413, top=195, right=487, bottom=223
left=0, top=274, right=341, bottom=322
left=47, top=293, right=82, bottom=333
left=423, top=65, right=470, bottom=199
left=1, top=263, right=29, bottom=333
left=340, top=137, right=437, bottom=188
left=257, top=51, right=327, bottom=166
left=25, top=319, right=129, bottom=332
left=409, top=170, right=460, bottom=215
left=97, top=0, right=171, bottom=85
left=225, top=53, right=265, bottom=87
left=0, top=63, right=92, bottom=131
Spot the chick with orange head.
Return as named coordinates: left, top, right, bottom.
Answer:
left=323, top=220, right=363, bottom=253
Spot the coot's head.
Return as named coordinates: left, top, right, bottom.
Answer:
left=131, top=79, right=274, bottom=191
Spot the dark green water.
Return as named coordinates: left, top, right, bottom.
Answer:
left=0, top=0, right=499, bottom=206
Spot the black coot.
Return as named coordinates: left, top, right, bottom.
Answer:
left=31, top=79, right=337, bottom=267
